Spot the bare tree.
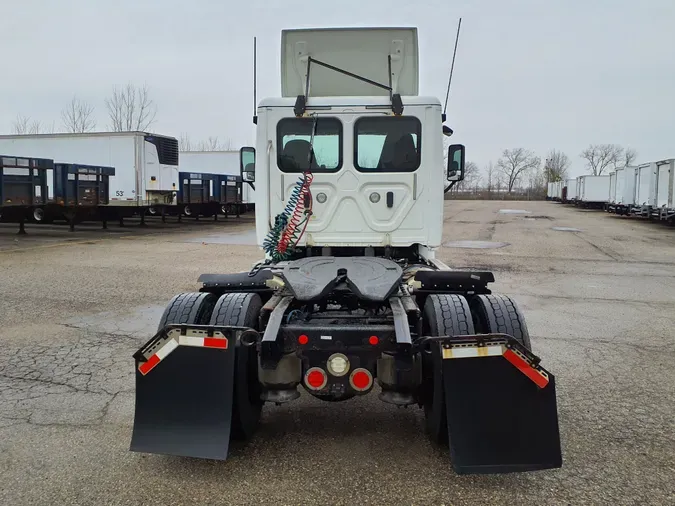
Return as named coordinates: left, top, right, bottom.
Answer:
left=544, top=149, right=570, bottom=182
left=580, top=144, right=628, bottom=175
left=178, top=133, right=192, bottom=151
left=11, top=115, right=31, bottom=134
left=197, top=136, right=220, bottom=151
left=464, top=161, right=481, bottom=188
left=105, top=83, right=157, bottom=132
left=497, top=148, right=541, bottom=193
left=484, top=161, right=495, bottom=193
left=11, top=115, right=54, bottom=134
left=29, top=120, right=43, bottom=134
left=196, top=137, right=232, bottom=151
left=527, top=165, right=546, bottom=193
left=61, top=97, right=96, bottom=133
left=452, top=161, right=480, bottom=192
left=623, top=147, right=638, bottom=167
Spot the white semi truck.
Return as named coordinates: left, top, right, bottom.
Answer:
left=130, top=26, right=562, bottom=475
left=0, top=132, right=179, bottom=218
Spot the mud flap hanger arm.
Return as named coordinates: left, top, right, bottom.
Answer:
left=419, top=333, right=549, bottom=389
left=133, top=324, right=259, bottom=363
left=294, top=56, right=404, bottom=116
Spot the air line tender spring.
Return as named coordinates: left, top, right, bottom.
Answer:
left=263, top=172, right=313, bottom=261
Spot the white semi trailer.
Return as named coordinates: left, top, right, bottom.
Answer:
left=631, top=162, right=657, bottom=216
left=0, top=132, right=179, bottom=219
left=564, top=178, right=577, bottom=202
left=651, top=159, right=674, bottom=221
left=607, top=167, right=629, bottom=214
left=621, top=166, right=637, bottom=214
left=555, top=180, right=563, bottom=201
left=576, top=175, right=610, bottom=208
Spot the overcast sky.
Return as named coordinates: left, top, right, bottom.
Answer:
left=2, top=0, right=674, bottom=177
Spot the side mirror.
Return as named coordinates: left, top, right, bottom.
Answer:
left=447, top=144, right=465, bottom=182
left=240, top=146, right=255, bottom=182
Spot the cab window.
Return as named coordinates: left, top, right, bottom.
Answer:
left=277, top=117, right=342, bottom=172
left=354, top=117, right=421, bottom=172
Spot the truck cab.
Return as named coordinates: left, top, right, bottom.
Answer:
left=241, top=27, right=465, bottom=259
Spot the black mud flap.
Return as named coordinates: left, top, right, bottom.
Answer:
left=440, top=338, right=562, bottom=474
left=130, top=326, right=238, bottom=460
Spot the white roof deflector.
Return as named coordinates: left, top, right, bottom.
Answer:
left=280, top=27, right=419, bottom=98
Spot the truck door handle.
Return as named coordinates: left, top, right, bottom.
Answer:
left=386, top=191, right=394, bottom=208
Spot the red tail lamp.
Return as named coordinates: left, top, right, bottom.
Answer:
left=298, top=334, right=309, bottom=345
left=350, top=368, right=373, bottom=392
left=368, top=335, right=379, bottom=346
left=304, top=367, right=328, bottom=390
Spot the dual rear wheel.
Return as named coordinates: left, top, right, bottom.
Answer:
left=421, top=293, right=531, bottom=445
left=157, top=290, right=530, bottom=448
left=158, top=291, right=263, bottom=442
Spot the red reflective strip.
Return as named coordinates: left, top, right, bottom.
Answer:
left=203, top=337, right=228, bottom=349
left=139, top=354, right=160, bottom=375
left=503, top=349, right=549, bottom=388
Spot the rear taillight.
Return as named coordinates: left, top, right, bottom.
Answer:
left=304, top=367, right=328, bottom=390
left=349, top=368, right=373, bottom=392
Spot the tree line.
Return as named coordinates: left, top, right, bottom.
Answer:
left=8, top=82, right=230, bottom=151
left=452, top=144, right=638, bottom=196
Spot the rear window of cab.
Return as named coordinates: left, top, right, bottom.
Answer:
left=277, top=117, right=343, bottom=172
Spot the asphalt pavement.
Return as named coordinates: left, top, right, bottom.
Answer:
left=0, top=202, right=673, bottom=505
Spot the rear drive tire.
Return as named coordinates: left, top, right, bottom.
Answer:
left=210, top=292, right=263, bottom=441
left=469, top=294, right=531, bottom=350
left=157, top=292, right=218, bottom=330
left=421, top=294, right=475, bottom=445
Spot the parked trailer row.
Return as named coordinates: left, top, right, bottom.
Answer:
left=0, top=133, right=254, bottom=227
left=0, top=155, right=116, bottom=232
left=0, top=132, right=178, bottom=214
left=2, top=158, right=248, bottom=235
left=551, top=158, right=675, bottom=223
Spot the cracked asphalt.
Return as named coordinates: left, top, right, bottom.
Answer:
left=1, top=203, right=674, bottom=505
